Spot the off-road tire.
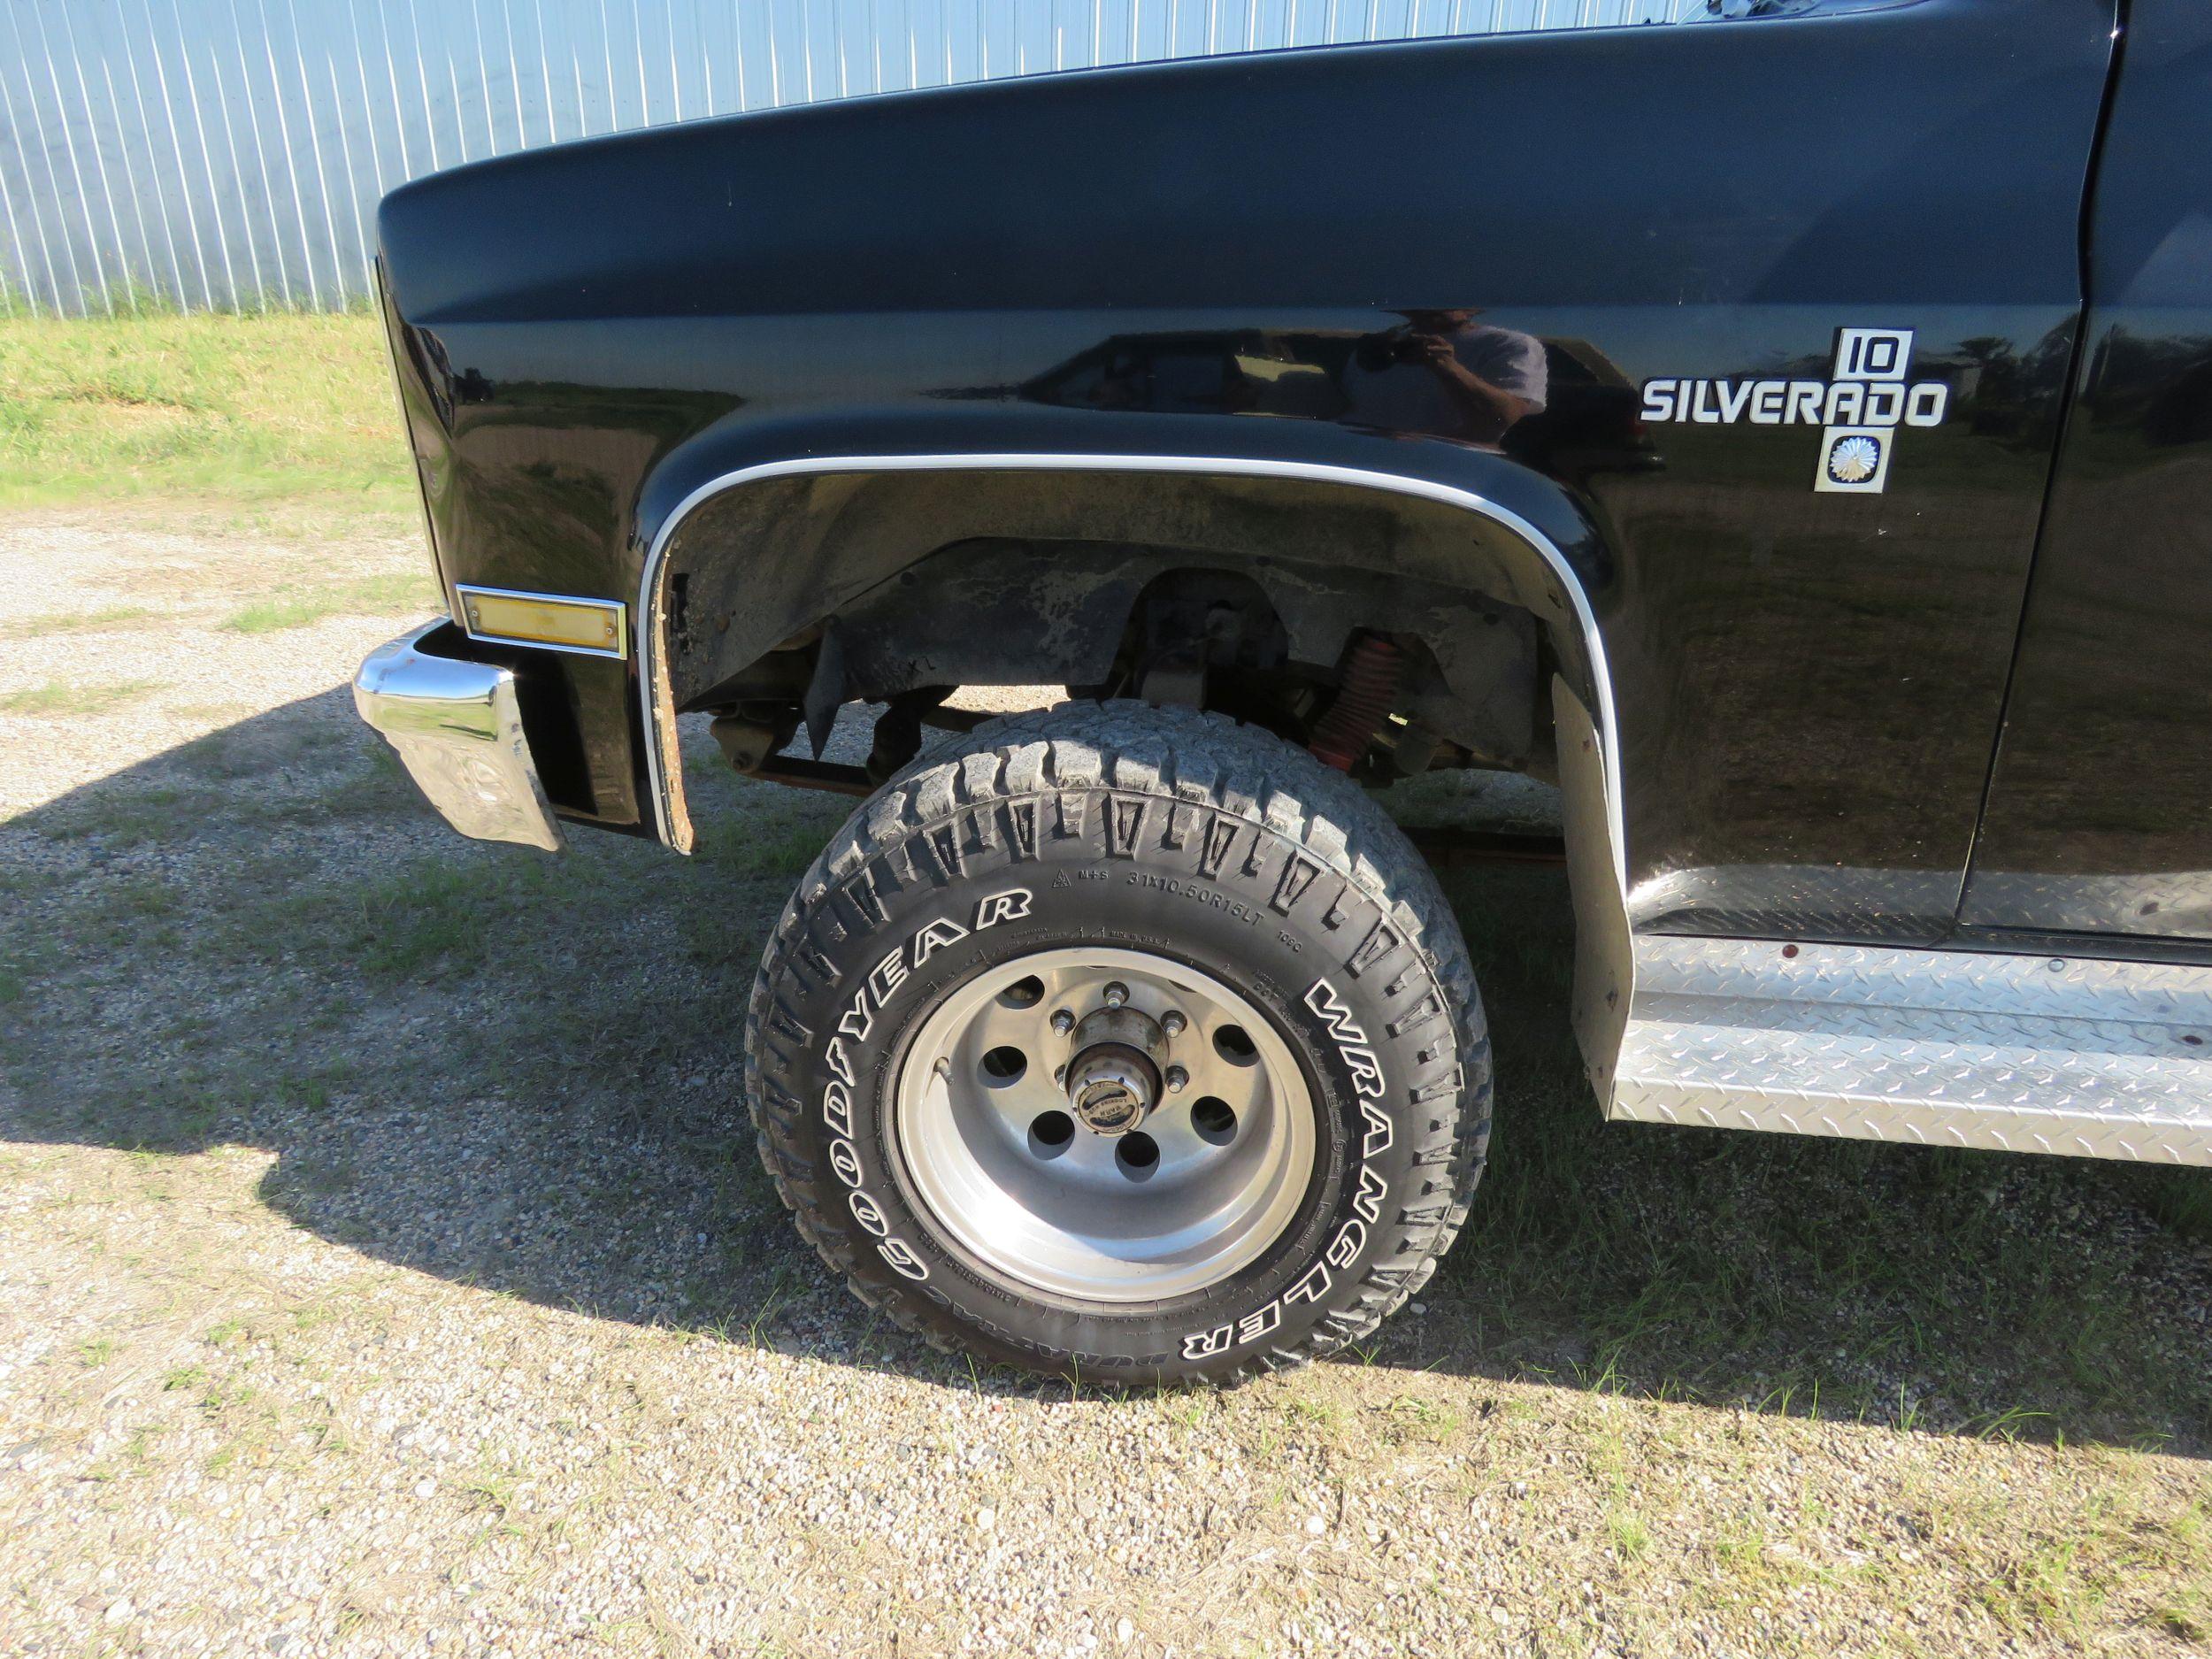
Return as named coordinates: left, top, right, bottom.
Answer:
left=744, top=701, right=1490, bottom=1385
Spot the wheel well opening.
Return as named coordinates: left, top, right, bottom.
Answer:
left=682, top=534, right=1548, bottom=792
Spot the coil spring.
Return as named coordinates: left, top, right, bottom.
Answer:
left=1308, top=634, right=1402, bottom=772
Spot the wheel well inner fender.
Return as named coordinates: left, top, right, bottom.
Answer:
left=642, top=457, right=1618, bottom=882
left=684, top=537, right=1541, bottom=769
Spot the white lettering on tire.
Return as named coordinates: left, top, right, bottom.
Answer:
left=849, top=1190, right=891, bottom=1236
left=1180, top=979, right=1397, bottom=1361
left=811, top=888, right=1035, bottom=1290
left=1307, top=977, right=1394, bottom=1157
left=1351, top=1164, right=1386, bottom=1225
left=878, top=1238, right=930, bottom=1280
left=973, top=888, right=1033, bottom=930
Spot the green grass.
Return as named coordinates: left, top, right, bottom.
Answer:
left=42, top=785, right=196, bottom=849
left=219, top=572, right=442, bottom=634
left=686, top=781, right=849, bottom=885
left=0, top=680, right=157, bottom=718
left=0, top=310, right=411, bottom=513
left=4, top=603, right=159, bottom=639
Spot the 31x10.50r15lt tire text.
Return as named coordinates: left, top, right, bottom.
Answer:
left=744, top=703, right=1490, bottom=1385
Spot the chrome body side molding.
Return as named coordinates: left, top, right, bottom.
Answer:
left=1612, top=936, right=2212, bottom=1165
left=633, top=452, right=1624, bottom=892
left=354, top=620, right=564, bottom=853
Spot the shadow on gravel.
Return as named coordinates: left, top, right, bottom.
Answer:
left=4, top=691, right=2210, bottom=1454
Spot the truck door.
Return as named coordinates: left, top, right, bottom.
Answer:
left=1962, top=1, right=2212, bottom=940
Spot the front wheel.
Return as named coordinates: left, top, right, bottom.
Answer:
left=744, top=702, right=1490, bottom=1386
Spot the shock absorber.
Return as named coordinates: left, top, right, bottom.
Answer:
left=1308, top=634, right=1403, bottom=772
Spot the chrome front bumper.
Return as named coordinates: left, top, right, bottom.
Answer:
left=353, top=621, right=563, bottom=852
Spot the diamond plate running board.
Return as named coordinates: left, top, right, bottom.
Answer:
left=1610, top=938, right=2212, bottom=1165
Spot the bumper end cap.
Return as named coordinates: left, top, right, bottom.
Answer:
left=353, top=620, right=564, bottom=853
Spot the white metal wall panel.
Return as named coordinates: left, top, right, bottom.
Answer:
left=0, top=0, right=1704, bottom=316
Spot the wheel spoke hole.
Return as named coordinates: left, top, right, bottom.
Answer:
left=1211, top=1025, right=1258, bottom=1067
left=1190, top=1095, right=1237, bottom=1145
left=979, top=1045, right=1027, bottom=1087
left=1028, top=1110, right=1075, bottom=1157
left=1116, top=1132, right=1161, bottom=1180
left=997, top=975, right=1045, bottom=1010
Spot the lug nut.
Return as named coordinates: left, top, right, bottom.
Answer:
left=1161, top=1010, right=1187, bottom=1037
left=1054, top=1064, right=1067, bottom=1087
left=1102, top=981, right=1129, bottom=1009
left=1165, top=1065, right=1188, bottom=1094
left=1050, top=1009, right=1075, bottom=1036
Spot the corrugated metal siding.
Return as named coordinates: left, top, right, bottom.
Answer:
left=0, top=0, right=1704, bottom=317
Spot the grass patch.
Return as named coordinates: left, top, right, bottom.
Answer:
left=219, top=572, right=442, bottom=634
left=211, top=848, right=578, bottom=987
left=174, top=718, right=357, bottom=783
left=0, top=680, right=157, bottom=718
left=221, top=598, right=343, bottom=635
left=2136, top=1166, right=2212, bottom=1243
left=42, top=785, right=198, bottom=849
left=691, top=780, right=848, bottom=881
left=78, top=873, right=188, bottom=953
left=4, top=603, right=159, bottom=639
left=347, top=862, right=510, bottom=979
left=0, top=311, right=411, bottom=513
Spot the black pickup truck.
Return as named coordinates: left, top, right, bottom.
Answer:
left=353, top=0, right=2211, bottom=1384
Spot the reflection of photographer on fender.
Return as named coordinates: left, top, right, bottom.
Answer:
left=1341, top=308, right=1548, bottom=446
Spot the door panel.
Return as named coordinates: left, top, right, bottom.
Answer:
left=1963, top=0, right=2212, bottom=940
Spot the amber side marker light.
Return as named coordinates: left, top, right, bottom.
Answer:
left=455, top=585, right=627, bottom=659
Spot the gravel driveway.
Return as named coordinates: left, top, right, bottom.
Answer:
left=3, top=509, right=2209, bottom=1657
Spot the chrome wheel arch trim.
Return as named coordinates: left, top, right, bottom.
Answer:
left=634, top=451, right=1625, bottom=894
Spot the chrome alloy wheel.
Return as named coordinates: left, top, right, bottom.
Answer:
left=894, top=949, right=1317, bottom=1302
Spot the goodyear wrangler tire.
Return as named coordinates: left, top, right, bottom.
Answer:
left=744, top=702, right=1489, bottom=1385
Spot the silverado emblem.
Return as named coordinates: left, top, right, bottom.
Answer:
left=1638, top=327, right=1951, bottom=495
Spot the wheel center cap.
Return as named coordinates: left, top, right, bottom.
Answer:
left=1067, top=1044, right=1159, bottom=1135
left=1064, top=1002, right=1169, bottom=1136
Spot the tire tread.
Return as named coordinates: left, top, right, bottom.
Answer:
left=744, top=701, right=1491, bottom=1384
